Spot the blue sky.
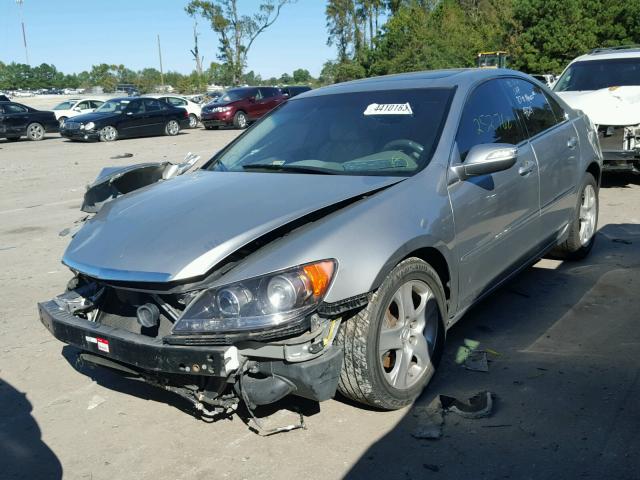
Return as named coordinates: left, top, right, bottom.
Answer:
left=0, top=0, right=335, bottom=78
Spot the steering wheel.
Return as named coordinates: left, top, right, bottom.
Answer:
left=382, top=139, right=424, bottom=158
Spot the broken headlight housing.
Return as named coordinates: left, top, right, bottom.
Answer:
left=172, top=260, right=336, bottom=334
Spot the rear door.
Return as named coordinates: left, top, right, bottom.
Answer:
left=449, top=78, right=541, bottom=310
left=504, top=78, right=579, bottom=238
left=141, top=98, right=167, bottom=134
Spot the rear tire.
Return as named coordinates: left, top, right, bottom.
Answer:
left=58, top=116, right=68, bottom=126
left=336, top=257, right=446, bottom=410
left=26, top=123, right=45, bottom=141
left=233, top=111, right=248, bottom=129
left=188, top=114, right=198, bottom=129
left=164, top=119, right=180, bottom=136
left=550, top=173, right=598, bottom=260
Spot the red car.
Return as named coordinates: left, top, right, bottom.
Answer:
left=201, top=87, right=286, bottom=129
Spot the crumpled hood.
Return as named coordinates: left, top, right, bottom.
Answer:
left=63, top=171, right=401, bottom=283
left=556, top=86, right=640, bottom=126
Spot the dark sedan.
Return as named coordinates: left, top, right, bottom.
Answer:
left=60, top=97, right=190, bottom=142
left=0, top=101, right=59, bottom=141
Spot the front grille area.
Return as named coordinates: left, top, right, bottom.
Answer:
left=598, top=125, right=633, bottom=151
left=64, top=122, right=80, bottom=130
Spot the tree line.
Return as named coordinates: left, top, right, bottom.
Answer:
left=2, top=0, right=639, bottom=92
left=322, top=0, right=640, bottom=83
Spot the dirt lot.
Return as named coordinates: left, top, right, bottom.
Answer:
left=1, top=120, right=639, bottom=479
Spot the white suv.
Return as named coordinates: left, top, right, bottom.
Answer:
left=554, top=46, right=640, bottom=174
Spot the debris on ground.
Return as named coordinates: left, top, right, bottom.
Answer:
left=411, top=396, right=444, bottom=439
left=441, top=391, right=493, bottom=419
left=464, top=350, right=489, bottom=372
left=87, top=395, right=106, bottom=410
left=110, top=153, right=134, bottom=159
left=412, top=391, right=495, bottom=440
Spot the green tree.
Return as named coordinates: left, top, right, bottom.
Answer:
left=185, top=0, right=294, bottom=85
left=292, top=68, right=311, bottom=83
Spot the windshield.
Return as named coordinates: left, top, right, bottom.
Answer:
left=207, top=88, right=453, bottom=177
left=53, top=101, right=76, bottom=110
left=95, top=99, right=130, bottom=113
left=554, top=58, right=640, bottom=92
left=215, top=89, right=254, bottom=103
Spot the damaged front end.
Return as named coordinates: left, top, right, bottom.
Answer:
left=597, top=124, right=640, bottom=174
left=38, top=263, right=344, bottom=427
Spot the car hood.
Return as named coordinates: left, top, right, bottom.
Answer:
left=556, top=86, right=640, bottom=126
left=63, top=171, right=402, bottom=283
left=68, top=111, right=120, bottom=123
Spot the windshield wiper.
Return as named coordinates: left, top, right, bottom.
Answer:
left=241, top=163, right=338, bottom=175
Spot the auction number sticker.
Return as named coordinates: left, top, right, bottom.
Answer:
left=363, top=103, right=413, bottom=116
left=86, top=335, right=110, bottom=353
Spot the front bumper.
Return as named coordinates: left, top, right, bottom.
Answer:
left=38, top=299, right=343, bottom=403
left=201, top=110, right=234, bottom=127
left=60, top=129, right=101, bottom=141
left=38, top=300, right=228, bottom=375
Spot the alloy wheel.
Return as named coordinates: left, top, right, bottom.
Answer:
left=166, top=120, right=180, bottom=135
left=379, top=280, right=439, bottom=390
left=579, top=184, right=597, bottom=246
left=27, top=123, right=44, bottom=141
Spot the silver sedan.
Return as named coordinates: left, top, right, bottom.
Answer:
left=40, top=68, right=602, bottom=416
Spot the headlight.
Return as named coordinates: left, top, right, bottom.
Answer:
left=213, top=106, right=232, bottom=113
left=172, top=260, right=336, bottom=334
left=83, top=122, right=95, bottom=131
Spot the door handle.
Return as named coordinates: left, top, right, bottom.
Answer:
left=567, top=137, right=578, bottom=150
left=518, top=160, right=534, bottom=176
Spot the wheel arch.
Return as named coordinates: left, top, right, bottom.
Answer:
left=586, top=161, right=601, bottom=187
left=371, top=240, right=453, bottom=308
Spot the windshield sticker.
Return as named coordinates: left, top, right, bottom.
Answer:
left=363, top=103, right=413, bottom=116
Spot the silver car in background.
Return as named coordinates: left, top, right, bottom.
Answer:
left=39, top=69, right=602, bottom=418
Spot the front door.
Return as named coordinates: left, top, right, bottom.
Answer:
left=120, top=99, right=147, bottom=137
left=448, top=79, right=541, bottom=310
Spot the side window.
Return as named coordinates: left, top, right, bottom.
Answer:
left=261, top=88, right=276, bottom=98
left=254, top=89, right=263, bottom=100
left=143, top=99, right=162, bottom=111
left=90, top=101, right=104, bottom=109
left=456, top=79, right=526, bottom=161
left=127, top=100, right=145, bottom=114
left=503, top=78, right=558, bottom=137
left=545, top=93, right=567, bottom=124
left=76, top=101, right=90, bottom=110
left=5, top=103, right=28, bottom=114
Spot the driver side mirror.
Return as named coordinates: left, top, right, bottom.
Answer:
left=452, top=143, right=518, bottom=180
left=72, top=107, right=81, bottom=112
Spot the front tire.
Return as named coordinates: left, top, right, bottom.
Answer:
left=26, top=123, right=45, bottom=141
left=99, top=125, right=118, bottom=142
left=233, top=111, right=248, bottom=129
left=337, top=257, right=446, bottom=410
left=551, top=172, right=598, bottom=260
left=164, top=119, right=180, bottom=136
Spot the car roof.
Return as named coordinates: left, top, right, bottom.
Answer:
left=569, top=47, right=640, bottom=63
left=298, top=68, right=530, bottom=99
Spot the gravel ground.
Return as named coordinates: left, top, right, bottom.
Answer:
left=0, top=119, right=639, bottom=480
